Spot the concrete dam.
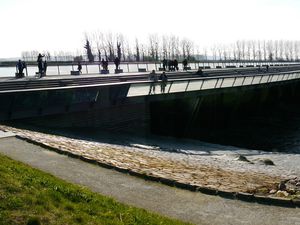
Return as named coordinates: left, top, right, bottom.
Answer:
left=1, top=65, right=300, bottom=141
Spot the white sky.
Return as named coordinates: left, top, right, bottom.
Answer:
left=0, top=0, right=300, bottom=58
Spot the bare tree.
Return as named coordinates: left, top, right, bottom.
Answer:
left=211, top=45, right=218, bottom=61
left=182, top=38, right=194, bottom=60
left=135, top=38, right=140, bottom=62
left=294, top=41, right=300, bottom=61
left=273, top=40, right=279, bottom=60
left=84, top=33, right=94, bottom=62
left=148, top=34, right=157, bottom=61
left=284, top=41, right=291, bottom=61
left=251, top=40, right=257, bottom=61
left=105, top=32, right=115, bottom=61
left=266, top=40, right=274, bottom=61
left=262, top=40, right=267, bottom=61
left=92, top=31, right=103, bottom=61
left=162, top=36, right=169, bottom=59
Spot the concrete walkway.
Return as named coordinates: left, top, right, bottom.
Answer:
left=0, top=137, right=299, bottom=225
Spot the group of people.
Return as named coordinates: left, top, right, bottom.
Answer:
left=16, top=60, right=27, bottom=78
left=16, top=53, right=47, bottom=78
left=148, top=70, right=168, bottom=94
left=162, top=58, right=189, bottom=71
left=37, top=53, right=47, bottom=77
left=76, top=57, right=120, bottom=74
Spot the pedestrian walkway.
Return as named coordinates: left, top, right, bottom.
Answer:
left=0, top=137, right=299, bottom=225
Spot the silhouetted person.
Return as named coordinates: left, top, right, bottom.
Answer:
left=101, top=59, right=105, bottom=69
left=101, top=59, right=108, bottom=70
left=43, top=61, right=47, bottom=76
left=114, top=57, right=120, bottom=70
left=77, top=62, right=82, bottom=74
left=159, top=72, right=168, bottom=93
left=196, top=68, right=203, bottom=76
left=105, top=60, right=108, bottom=70
left=182, top=58, right=188, bottom=70
left=266, top=65, right=269, bottom=72
left=148, top=70, right=158, bottom=94
left=162, top=58, right=167, bottom=71
left=22, top=61, right=27, bottom=76
left=174, top=59, right=179, bottom=71
left=16, top=60, right=24, bottom=78
left=37, top=53, right=44, bottom=76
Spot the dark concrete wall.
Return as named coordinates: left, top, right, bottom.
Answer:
left=149, top=79, right=300, bottom=148
left=3, top=79, right=300, bottom=142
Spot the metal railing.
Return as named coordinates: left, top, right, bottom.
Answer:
left=127, top=71, right=300, bottom=97
left=1, top=61, right=300, bottom=77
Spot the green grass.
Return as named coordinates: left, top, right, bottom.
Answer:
left=0, top=153, right=190, bottom=225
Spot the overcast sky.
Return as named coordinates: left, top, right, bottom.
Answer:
left=0, top=0, right=300, bottom=58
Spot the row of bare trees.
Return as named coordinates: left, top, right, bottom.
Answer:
left=84, top=31, right=196, bottom=62
left=211, top=40, right=300, bottom=62
left=21, top=50, right=79, bottom=62
left=21, top=34, right=300, bottom=63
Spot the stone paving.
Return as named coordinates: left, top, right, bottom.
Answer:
left=1, top=125, right=291, bottom=197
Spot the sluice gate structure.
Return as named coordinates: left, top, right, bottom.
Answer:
left=1, top=66, right=300, bottom=135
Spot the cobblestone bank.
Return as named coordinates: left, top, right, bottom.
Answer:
left=1, top=125, right=298, bottom=199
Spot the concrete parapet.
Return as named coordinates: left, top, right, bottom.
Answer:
left=15, top=73, right=24, bottom=78
left=115, top=69, right=123, bottom=74
left=138, top=68, right=147, bottom=72
left=100, top=70, right=109, bottom=74
left=71, top=71, right=80, bottom=75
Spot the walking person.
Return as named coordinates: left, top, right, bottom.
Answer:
left=104, top=60, right=108, bottom=70
left=101, top=59, right=106, bottom=70
left=16, top=60, right=24, bottom=78
left=77, top=61, right=82, bottom=74
left=22, top=61, right=28, bottom=76
left=159, top=72, right=168, bottom=93
left=37, top=53, right=44, bottom=77
left=174, top=59, right=179, bottom=71
left=182, top=58, right=188, bottom=70
left=162, top=58, right=167, bottom=71
left=114, top=57, right=120, bottom=71
left=148, top=70, right=158, bottom=94
left=43, top=61, right=47, bottom=76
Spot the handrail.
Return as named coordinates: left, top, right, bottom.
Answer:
left=127, top=71, right=300, bottom=97
left=1, top=70, right=300, bottom=95
left=2, top=61, right=300, bottom=77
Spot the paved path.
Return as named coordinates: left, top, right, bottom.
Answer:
left=0, top=137, right=299, bottom=225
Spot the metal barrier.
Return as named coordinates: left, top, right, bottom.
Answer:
left=1, top=61, right=300, bottom=77
left=127, top=71, right=300, bottom=97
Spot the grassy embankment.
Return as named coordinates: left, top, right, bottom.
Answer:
left=0, top=153, right=190, bottom=225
